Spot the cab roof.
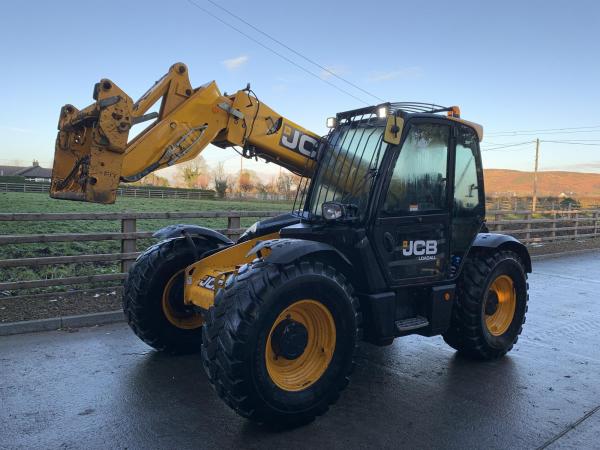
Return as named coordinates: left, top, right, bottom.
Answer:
left=336, top=102, right=484, bottom=142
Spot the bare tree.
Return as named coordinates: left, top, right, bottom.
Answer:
left=238, top=169, right=256, bottom=193
left=213, top=161, right=229, bottom=199
left=277, top=173, right=293, bottom=197
left=177, top=156, right=209, bottom=188
left=255, top=181, right=270, bottom=194
left=139, top=173, right=169, bottom=187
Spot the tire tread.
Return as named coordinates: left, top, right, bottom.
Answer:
left=443, top=250, right=529, bottom=360
left=123, top=238, right=205, bottom=354
left=201, top=260, right=361, bottom=425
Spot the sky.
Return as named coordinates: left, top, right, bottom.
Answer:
left=0, top=0, right=599, bottom=178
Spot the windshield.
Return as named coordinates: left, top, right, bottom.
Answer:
left=305, top=123, right=387, bottom=220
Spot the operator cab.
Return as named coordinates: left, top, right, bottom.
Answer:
left=283, top=102, right=486, bottom=289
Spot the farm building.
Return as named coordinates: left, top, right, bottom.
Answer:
left=0, top=160, right=51, bottom=182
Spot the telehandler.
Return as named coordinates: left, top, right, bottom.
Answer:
left=51, top=63, right=531, bottom=425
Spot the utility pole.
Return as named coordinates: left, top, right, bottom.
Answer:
left=532, top=138, right=540, bottom=212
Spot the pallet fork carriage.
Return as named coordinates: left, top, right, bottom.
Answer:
left=50, top=63, right=531, bottom=425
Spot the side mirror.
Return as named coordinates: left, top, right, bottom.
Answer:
left=383, top=114, right=404, bottom=145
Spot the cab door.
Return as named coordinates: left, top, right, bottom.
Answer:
left=449, top=124, right=486, bottom=275
left=371, top=120, right=453, bottom=287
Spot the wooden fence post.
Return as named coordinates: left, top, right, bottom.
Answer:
left=595, top=211, right=599, bottom=237
left=551, top=211, right=557, bottom=241
left=574, top=212, right=579, bottom=238
left=227, top=215, right=241, bottom=241
left=495, top=212, right=503, bottom=232
left=525, top=213, right=532, bottom=243
left=121, top=217, right=137, bottom=273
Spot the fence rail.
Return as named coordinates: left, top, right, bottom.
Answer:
left=0, top=210, right=280, bottom=296
left=0, top=209, right=598, bottom=299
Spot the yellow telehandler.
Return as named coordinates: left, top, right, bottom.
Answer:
left=51, top=63, right=531, bottom=425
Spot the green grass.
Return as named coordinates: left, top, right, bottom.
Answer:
left=0, top=192, right=291, bottom=215
left=0, top=192, right=292, bottom=295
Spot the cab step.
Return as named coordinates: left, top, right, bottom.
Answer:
left=395, top=316, right=429, bottom=333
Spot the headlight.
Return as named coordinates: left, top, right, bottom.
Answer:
left=322, top=202, right=344, bottom=220
left=377, top=106, right=387, bottom=118
left=326, top=117, right=337, bottom=128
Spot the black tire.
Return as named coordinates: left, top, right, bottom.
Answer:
left=123, top=237, right=211, bottom=355
left=201, top=260, right=361, bottom=426
left=443, top=250, right=529, bottom=360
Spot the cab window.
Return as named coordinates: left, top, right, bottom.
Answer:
left=382, top=123, right=450, bottom=215
left=454, top=125, right=482, bottom=215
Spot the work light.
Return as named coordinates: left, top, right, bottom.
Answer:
left=322, top=202, right=343, bottom=220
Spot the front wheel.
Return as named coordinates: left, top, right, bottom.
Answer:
left=443, top=250, right=529, bottom=360
left=201, top=260, right=361, bottom=426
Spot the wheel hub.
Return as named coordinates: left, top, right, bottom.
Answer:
left=265, top=299, right=336, bottom=392
left=485, top=291, right=499, bottom=315
left=270, top=318, right=308, bottom=360
left=484, top=274, right=517, bottom=336
left=161, top=270, right=203, bottom=330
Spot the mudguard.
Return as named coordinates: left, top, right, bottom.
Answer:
left=237, top=212, right=300, bottom=243
left=247, top=238, right=352, bottom=267
left=153, top=224, right=233, bottom=245
left=471, top=233, right=532, bottom=272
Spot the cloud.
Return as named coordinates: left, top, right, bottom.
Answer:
left=368, top=66, right=423, bottom=82
left=0, top=126, right=34, bottom=133
left=544, top=161, right=600, bottom=171
left=222, top=55, right=249, bottom=70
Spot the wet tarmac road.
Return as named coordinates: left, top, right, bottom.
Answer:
left=1, top=251, right=599, bottom=449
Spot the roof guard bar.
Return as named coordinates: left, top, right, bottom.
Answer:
left=336, top=102, right=460, bottom=121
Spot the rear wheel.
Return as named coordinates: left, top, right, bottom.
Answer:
left=201, top=260, right=361, bottom=426
left=123, top=238, right=211, bottom=354
left=443, top=250, right=528, bottom=359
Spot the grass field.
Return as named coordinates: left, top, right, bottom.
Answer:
left=0, top=192, right=292, bottom=295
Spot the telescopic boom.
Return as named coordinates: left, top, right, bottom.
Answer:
left=50, top=63, right=319, bottom=203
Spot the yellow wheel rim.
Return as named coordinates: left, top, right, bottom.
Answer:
left=161, top=270, right=203, bottom=330
left=265, top=299, right=336, bottom=392
left=485, top=275, right=517, bottom=336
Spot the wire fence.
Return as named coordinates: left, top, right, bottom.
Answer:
left=4, top=182, right=599, bottom=208
left=0, top=182, right=215, bottom=200
left=485, top=196, right=600, bottom=211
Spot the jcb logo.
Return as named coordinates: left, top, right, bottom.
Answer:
left=280, top=124, right=318, bottom=158
left=199, top=275, right=226, bottom=291
left=199, top=276, right=216, bottom=290
left=402, top=240, right=438, bottom=257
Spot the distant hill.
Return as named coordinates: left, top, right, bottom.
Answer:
left=484, top=169, right=600, bottom=197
